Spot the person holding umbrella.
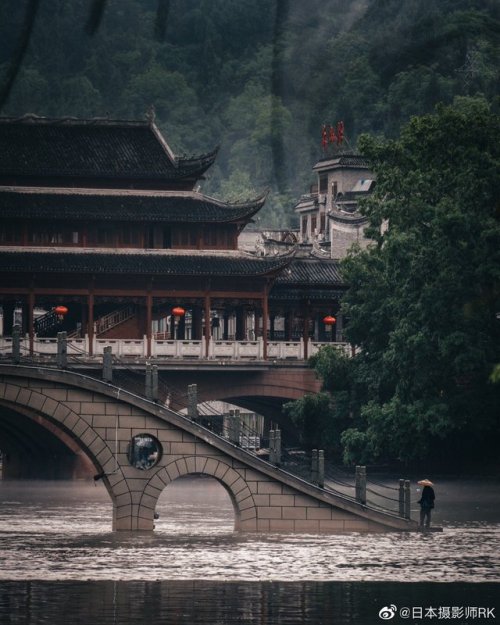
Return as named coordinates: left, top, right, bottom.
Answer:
left=417, top=479, right=435, bottom=529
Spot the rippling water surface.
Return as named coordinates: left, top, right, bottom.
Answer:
left=0, top=477, right=499, bottom=624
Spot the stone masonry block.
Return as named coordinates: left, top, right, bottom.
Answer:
left=111, top=478, right=130, bottom=496
left=343, top=519, right=372, bottom=531
left=40, top=395, right=62, bottom=417
left=230, top=477, right=247, bottom=496
left=235, top=487, right=252, bottom=503
left=281, top=506, right=307, bottom=520
left=214, top=462, right=230, bottom=481
left=4, top=384, right=21, bottom=401
left=170, top=442, right=196, bottom=455
left=239, top=519, right=258, bottom=531
left=165, top=463, right=180, bottom=482
left=294, top=519, right=320, bottom=532
left=195, top=457, right=208, bottom=474
left=238, top=495, right=255, bottom=511
left=91, top=415, right=112, bottom=429
left=269, top=519, right=295, bottom=532
left=140, top=493, right=158, bottom=511
left=184, top=456, right=196, bottom=474
left=175, top=457, right=189, bottom=476
left=319, top=519, right=346, bottom=532
left=126, top=478, right=151, bottom=493
left=105, top=403, right=131, bottom=415
left=67, top=389, right=93, bottom=402
left=72, top=418, right=90, bottom=438
left=252, top=494, right=270, bottom=506
left=53, top=403, right=71, bottom=423
left=307, top=507, right=333, bottom=520
left=16, top=388, right=31, bottom=406
left=221, top=468, right=239, bottom=487
left=257, top=507, right=282, bottom=519
left=41, top=388, right=68, bottom=401
left=147, top=473, right=167, bottom=491
left=239, top=507, right=257, bottom=521
left=257, top=482, right=283, bottom=495
left=203, top=457, right=220, bottom=477
left=27, top=392, right=45, bottom=411
left=80, top=402, right=107, bottom=416
left=194, top=442, right=216, bottom=456
left=115, top=494, right=132, bottom=509
left=294, top=495, right=319, bottom=507
left=136, top=517, right=154, bottom=531
left=118, top=416, right=147, bottom=428
left=244, top=469, right=270, bottom=482
left=270, top=495, right=295, bottom=507
left=115, top=503, right=133, bottom=519
left=61, top=411, right=79, bottom=431
left=161, top=429, right=184, bottom=442
left=257, top=519, right=270, bottom=531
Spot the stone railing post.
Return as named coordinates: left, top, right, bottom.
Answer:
left=12, top=324, right=21, bottom=363
left=145, top=362, right=153, bottom=400
left=355, top=465, right=367, bottom=505
left=311, top=449, right=318, bottom=484
left=269, top=430, right=276, bottom=464
left=57, top=331, right=67, bottom=369
left=187, top=384, right=198, bottom=420
left=271, top=428, right=281, bottom=467
left=404, top=479, right=411, bottom=520
left=318, top=449, right=324, bottom=488
left=399, top=479, right=405, bottom=517
left=102, top=345, right=113, bottom=382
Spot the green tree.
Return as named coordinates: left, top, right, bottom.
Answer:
left=339, top=97, right=500, bottom=465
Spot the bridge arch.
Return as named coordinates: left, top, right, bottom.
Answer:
left=144, top=457, right=257, bottom=530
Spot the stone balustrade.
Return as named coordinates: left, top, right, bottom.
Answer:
left=0, top=335, right=351, bottom=361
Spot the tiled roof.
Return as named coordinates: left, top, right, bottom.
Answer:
left=313, top=153, right=370, bottom=171
left=0, top=248, right=291, bottom=277
left=274, top=258, right=345, bottom=286
left=0, top=116, right=217, bottom=181
left=0, top=187, right=265, bottom=224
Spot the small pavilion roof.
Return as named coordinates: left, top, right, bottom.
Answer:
left=0, top=115, right=217, bottom=182
left=0, top=186, right=266, bottom=224
left=274, top=258, right=345, bottom=286
left=0, top=248, right=292, bottom=277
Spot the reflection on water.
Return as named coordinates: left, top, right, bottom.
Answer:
left=1, top=580, right=499, bottom=625
left=0, top=477, right=499, bottom=624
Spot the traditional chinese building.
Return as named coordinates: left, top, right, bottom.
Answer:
left=294, top=131, right=375, bottom=259
left=0, top=115, right=346, bottom=360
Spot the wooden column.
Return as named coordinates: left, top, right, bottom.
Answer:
left=262, top=289, right=269, bottom=360
left=192, top=305, right=203, bottom=340
left=146, top=288, right=152, bottom=358
left=223, top=312, right=230, bottom=340
left=303, top=302, right=310, bottom=360
left=204, top=292, right=211, bottom=358
left=285, top=310, right=293, bottom=341
left=28, top=288, right=35, bottom=355
left=88, top=282, right=95, bottom=356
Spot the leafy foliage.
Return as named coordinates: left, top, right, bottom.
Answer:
left=339, top=97, right=500, bottom=465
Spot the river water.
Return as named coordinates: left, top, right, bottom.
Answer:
left=0, top=476, right=499, bottom=624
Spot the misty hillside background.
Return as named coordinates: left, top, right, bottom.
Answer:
left=1, top=0, right=498, bottom=225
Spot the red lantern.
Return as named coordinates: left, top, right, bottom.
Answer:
left=172, top=306, right=185, bottom=317
left=54, top=305, right=68, bottom=316
left=323, top=315, right=336, bottom=326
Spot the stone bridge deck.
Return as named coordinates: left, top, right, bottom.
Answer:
left=0, top=364, right=418, bottom=533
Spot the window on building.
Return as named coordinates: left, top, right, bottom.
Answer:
left=311, top=216, right=317, bottom=235
left=319, top=174, right=328, bottom=194
left=332, top=181, right=338, bottom=199
left=320, top=214, right=326, bottom=233
left=301, top=216, right=307, bottom=235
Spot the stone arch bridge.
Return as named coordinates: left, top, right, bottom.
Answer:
left=0, top=364, right=417, bottom=533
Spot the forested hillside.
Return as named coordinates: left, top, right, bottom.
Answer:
left=1, top=0, right=498, bottom=225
